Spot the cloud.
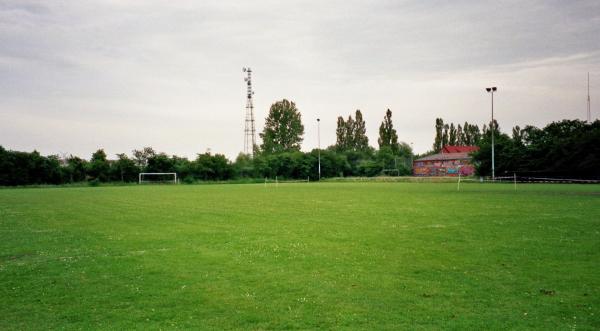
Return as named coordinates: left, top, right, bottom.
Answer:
left=0, top=0, right=599, bottom=158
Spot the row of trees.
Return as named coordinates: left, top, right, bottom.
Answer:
left=258, top=100, right=410, bottom=155
left=4, top=95, right=596, bottom=186
left=0, top=144, right=415, bottom=186
left=0, top=99, right=415, bottom=186
left=335, top=110, right=369, bottom=152
left=472, top=119, right=600, bottom=177
left=0, top=146, right=236, bottom=186
left=430, top=117, right=600, bottom=177
left=432, top=118, right=484, bottom=152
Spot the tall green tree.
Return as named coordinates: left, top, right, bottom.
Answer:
left=345, top=115, right=355, bottom=150
left=471, top=124, right=481, bottom=144
left=336, top=110, right=369, bottom=152
left=353, top=110, right=369, bottom=151
left=88, top=149, right=110, bottom=182
left=449, top=123, right=457, bottom=146
left=378, top=109, right=399, bottom=153
left=335, top=116, right=347, bottom=150
left=456, top=124, right=463, bottom=145
left=260, top=99, right=304, bottom=154
left=512, top=125, right=523, bottom=146
left=433, top=118, right=444, bottom=152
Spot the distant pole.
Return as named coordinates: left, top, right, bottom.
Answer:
left=588, top=72, right=591, bottom=123
left=317, top=118, right=321, bottom=181
left=410, top=142, right=414, bottom=174
left=486, top=87, right=498, bottom=180
left=514, top=172, right=517, bottom=191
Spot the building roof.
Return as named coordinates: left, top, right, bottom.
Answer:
left=415, top=152, right=472, bottom=162
left=442, top=145, right=479, bottom=153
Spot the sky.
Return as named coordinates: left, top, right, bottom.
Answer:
left=1, top=0, right=599, bottom=159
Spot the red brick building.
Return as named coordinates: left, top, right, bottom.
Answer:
left=413, top=146, right=479, bottom=177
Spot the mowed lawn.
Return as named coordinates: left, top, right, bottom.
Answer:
left=0, top=183, right=599, bottom=330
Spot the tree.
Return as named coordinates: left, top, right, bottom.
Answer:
left=111, top=153, right=139, bottom=182
left=377, top=109, right=399, bottom=153
left=456, top=124, right=463, bottom=145
left=88, top=149, right=110, bottom=182
left=512, top=125, right=523, bottom=146
left=336, top=110, right=369, bottom=152
left=442, top=124, right=449, bottom=148
left=335, top=116, right=347, bottom=150
left=233, top=153, right=256, bottom=178
left=132, top=147, right=156, bottom=169
left=345, top=115, right=355, bottom=150
left=472, top=131, right=518, bottom=176
left=66, top=155, right=87, bottom=182
left=146, top=153, right=175, bottom=173
left=260, top=99, right=304, bottom=154
left=471, top=124, right=481, bottom=144
left=449, top=123, right=457, bottom=146
left=472, top=119, right=600, bottom=177
left=353, top=110, right=369, bottom=151
left=172, top=156, right=193, bottom=181
left=433, top=118, right=444, bottom=152
left=194, top=153, right=233, bottom=180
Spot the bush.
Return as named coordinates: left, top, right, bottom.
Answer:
left=182, top=176, right=195, bottom=184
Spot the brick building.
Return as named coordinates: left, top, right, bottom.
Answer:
left=413, top=146, right=479, bottom=177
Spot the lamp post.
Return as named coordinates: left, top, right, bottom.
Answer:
left=485, top=86, right=497, bottom=180
left=410, top=142, right=414, bottom=174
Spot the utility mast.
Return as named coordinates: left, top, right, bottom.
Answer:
left=243, top=67, right=256, bottom=156
left=588, top=72, right=591, bottom=122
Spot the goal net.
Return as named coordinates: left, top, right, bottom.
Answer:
left=138, top=173, right=178, bottom=184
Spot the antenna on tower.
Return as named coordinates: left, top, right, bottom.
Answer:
left=588, top=72, right=591, bottom=122
left=243, top=67, right=256, bottom=156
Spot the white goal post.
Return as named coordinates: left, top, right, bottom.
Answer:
left=138, top=173, right=178, bottom=184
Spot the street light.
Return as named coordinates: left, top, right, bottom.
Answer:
left=410, top=142, right=414, bottom=175
left=317, top=118, right=321, bottom=180
left=485, top=86, right=497, bottom=180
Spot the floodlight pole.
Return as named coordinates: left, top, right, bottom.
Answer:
left=317, top=118, right=321, bottom=180
left=410, top=142, right=414, bottom=173
left=588, top=72, right=591, bottom=123
left=486, top=87, right=497, bottom=180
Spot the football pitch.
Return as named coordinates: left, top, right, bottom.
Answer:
left=1, top=182, right=599, bottom=330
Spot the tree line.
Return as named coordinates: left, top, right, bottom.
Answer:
left=0, top=146, right=234, bottom=186
left=432, top=118, right=484, bottom=152
left=471, top=119, right=600, bottom=177
left=0, top=99, right=414, bottom=186
left=3, top=97, right=597, bottom=186
left=430, top=117, right=600, bottom=177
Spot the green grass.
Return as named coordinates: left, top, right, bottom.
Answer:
left=1, top=183, right=599, bottom=330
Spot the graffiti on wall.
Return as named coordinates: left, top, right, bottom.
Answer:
left=413, top=159, right=475, bottom=177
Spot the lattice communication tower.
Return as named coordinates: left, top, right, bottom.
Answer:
left=243, top=67, right=256, bottom=156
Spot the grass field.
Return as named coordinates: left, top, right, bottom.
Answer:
left=1, top=182, right=599, bottom=330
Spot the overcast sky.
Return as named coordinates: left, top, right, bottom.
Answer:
left=1, top=0, right=599, bottom=159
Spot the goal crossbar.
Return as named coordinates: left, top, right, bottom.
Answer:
left=138, top=172, right=177, bottom=184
